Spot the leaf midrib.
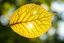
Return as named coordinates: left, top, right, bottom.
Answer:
left=10, top=15, right=51, bottom=26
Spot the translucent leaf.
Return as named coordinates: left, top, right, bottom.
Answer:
left=9, top=4, right=54, bottom=38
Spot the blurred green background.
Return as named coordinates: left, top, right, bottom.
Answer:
left=0, top=0, right=64, bottom=43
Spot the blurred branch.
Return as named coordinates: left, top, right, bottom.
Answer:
left=0, top=25, right=9, bottom=28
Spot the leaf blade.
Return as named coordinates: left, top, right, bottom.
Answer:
left=10, top=4, right=54, bottom=38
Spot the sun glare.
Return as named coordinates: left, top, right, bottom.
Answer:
left=27, top=22, right=33, bottom=29
left=33, top=11, right=37, bottom=15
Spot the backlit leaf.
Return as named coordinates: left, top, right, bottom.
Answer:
left=9, top=4, right=54, bottom=38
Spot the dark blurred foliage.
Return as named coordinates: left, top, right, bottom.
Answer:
left=0, top=0, right=64, bottom=43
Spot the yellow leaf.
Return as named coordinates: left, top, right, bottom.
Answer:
left=9, top=4, right=54, bottom=38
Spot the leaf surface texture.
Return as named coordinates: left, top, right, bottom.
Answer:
left=10, top=4, right=54, bottom=38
